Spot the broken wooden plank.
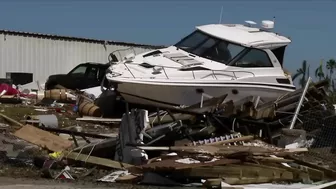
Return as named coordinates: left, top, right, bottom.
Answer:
left=72, top=138, right=117, bottom=159
left=257, top=161, right=325, bottom=183
left=296, top=165, right=325, bottom=181
left=39, top=126, right=111, bottom=139
left=175, top=164, right=294, bottom=182
left=288, top=164, right=325, bottom=182
left=149, top=113, right=194, bottom=125
left=14, top=124, right=73, bottom=152
left=76, top=116, right=121, bottom=122
left=221, top=186, right=244, bottom=189
left=129, top=158, right=240, bottom=173
left=115, top=174, right=140, bottom=183
left=0, top=113, right=24, bottom=127
left=251, top=156, right=294, bottom=163
left=223, top=176, right=292, bottom=185
left=64, top=151, right=133, bottom=169
left=289, top=155, right=336, bottom=179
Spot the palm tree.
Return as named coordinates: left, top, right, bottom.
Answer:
left=292, top=60, right=310, bottom=88
left=315, top=59, right=325, bottom=81
left=326, top=59, right=336, bottom=91
left=326, top=59, right=336, bottom=76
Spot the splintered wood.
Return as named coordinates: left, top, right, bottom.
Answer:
left=14, top=124, right=73, bottom=152
left=129, top=158, right=240, bottom=173
left=123, top=141, right=334, bottom=186
left=64, top=151, right=133, bottom=169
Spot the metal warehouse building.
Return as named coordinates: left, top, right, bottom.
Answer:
left=0, top=30, right=163, bottom=84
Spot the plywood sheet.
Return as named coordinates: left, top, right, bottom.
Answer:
left=14, top=124, right=73, bottom=152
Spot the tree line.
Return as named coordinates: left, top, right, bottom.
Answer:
left=292, top=59, right=336, bottom=90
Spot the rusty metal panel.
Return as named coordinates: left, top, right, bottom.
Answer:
left=0, top=33, right=157, bottom=84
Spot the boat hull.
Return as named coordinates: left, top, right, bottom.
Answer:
left=115, top=81, right=296, bottom=108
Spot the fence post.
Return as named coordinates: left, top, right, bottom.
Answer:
left=289, top=77, right=312, bottom=129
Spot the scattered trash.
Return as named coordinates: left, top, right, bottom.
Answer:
left=26, top=114, right=59, bottom=128
left=54, top=166, right=74, bottom=180
left=97, top=170, right=130, bottom=183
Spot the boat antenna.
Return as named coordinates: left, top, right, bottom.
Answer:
left=273, top=16, right=276, bottom=27
left=219, top=6, right=223, bottom=24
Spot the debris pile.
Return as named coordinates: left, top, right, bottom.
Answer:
left=0, top=79, right=336, bottom=188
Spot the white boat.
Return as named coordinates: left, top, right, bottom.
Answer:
left=105, top=19, right=296, bottom=108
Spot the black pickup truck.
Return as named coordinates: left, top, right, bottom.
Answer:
left=45, top=62, right=110, bottom=90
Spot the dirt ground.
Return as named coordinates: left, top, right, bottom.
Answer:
left=0, top=177, right=178, bottom=189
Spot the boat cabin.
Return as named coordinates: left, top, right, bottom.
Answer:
left=174, top=21, right=291, bottom=69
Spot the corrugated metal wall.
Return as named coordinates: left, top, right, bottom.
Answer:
left=0, top=34, right=155, bottom=83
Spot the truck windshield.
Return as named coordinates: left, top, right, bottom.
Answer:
left=68, top=65, right=88, bottom=76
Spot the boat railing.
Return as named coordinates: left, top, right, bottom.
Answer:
left=108, top=47, right=137, bottom=63
left=121, top=62, right=256, bottom=80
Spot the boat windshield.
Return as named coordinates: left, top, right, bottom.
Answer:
left=175, top=30, right=246, bottom=65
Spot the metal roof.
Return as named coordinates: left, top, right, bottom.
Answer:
left=0, top=29, right=166, bottom=49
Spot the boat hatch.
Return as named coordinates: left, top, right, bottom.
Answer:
left=163, top=52, right=203, bottom=67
